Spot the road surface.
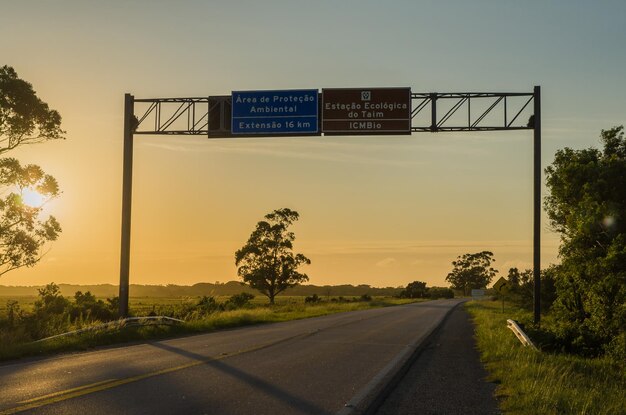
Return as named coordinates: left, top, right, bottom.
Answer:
left=0, top=299, right=463, bottom=415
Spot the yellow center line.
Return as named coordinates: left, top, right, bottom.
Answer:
left=17, top=379, right=118, bottom=404
left=0, top=360, right=210, bottom=415
left=1, top=331, right=309, bottom=415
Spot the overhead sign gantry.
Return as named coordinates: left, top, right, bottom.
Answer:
left=121, top=86, right=542, bottom=323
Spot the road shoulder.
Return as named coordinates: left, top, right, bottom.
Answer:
left=374, top=303, right=500, bottom=415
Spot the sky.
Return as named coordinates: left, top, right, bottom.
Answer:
left=1, top=0, right=625, bottom=289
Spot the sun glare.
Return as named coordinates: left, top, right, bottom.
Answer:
left=22, top=188, right=46, bottom=208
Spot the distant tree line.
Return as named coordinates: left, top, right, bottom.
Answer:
left=0, top=281, right=404, bottom=299
left=398, top=280, right=454, bottom=300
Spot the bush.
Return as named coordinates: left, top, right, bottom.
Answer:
left=224, top=293, right=255, bottom=310
left=70, top=291, right=116, bottom=321
left=359, top=294, right=372, bottom=302
left=196, top=296, right=222, bottom=314
left=399, top=281, right=428, bottom=298
left=428, top=287, right=454, bottom=299
left=304, top=294, right=322, bottom=304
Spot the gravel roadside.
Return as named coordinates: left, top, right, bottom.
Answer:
left=374, top=304, right=501, bottom=415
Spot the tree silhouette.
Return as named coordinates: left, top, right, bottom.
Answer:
left=0, top=66, right=65, bottom=153
left=445, top=251, right=498, bottom=296
left=235, top=208, right=310, bottom=304
left=0, top=66, right=63, bottom=277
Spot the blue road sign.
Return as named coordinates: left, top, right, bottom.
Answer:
left=231, top=89, right=318, bottom=135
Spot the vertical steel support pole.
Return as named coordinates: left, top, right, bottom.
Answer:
left=533, top=86, right=541, bottom=325
left=430, top=93, right=437, bottom=132
left=119, top=93, right=134, bottom=317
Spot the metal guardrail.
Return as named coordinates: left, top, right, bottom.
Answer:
left=31, top=316, right=185, bottom=344
left=506, top=319, right=538, bottom=350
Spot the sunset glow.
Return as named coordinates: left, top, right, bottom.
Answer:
left=1, top=1, right=624, bottom=289
left=21, top=188, right=46, bottom=208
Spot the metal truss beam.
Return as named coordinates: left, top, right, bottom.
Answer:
left=132, top=91, right=536, bottom=136
left=410, top=92, right=534, bottom=132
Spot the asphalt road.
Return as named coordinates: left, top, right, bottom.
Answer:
left=0, top=299, right=463, bottom=415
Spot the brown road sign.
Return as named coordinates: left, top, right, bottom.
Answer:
left=322, top=88, right=411, bottom=135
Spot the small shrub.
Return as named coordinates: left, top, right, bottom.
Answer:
left=6, top=300, right=23, bottom=328
left=428, top=287, right=454, bottom=299
left=304, top=294, right=322, bottom=304
left=71, top=291, right=116, bottom=321
left=224, top=293, right=255, bottom=310
left=359, top=294, right=372, bottom=302
left=196, top=296, right=222, bottom=314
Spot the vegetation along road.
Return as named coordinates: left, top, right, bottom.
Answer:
left=0, top=299, right=463, bottom=415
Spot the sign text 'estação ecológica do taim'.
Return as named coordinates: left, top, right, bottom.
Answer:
left=322, top=88, right=411, bottom=135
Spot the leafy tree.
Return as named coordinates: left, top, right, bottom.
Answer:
left=0, top=158, right=61, bottom=276
left=400, top=280, right=428, bottom=298
left=507, top=266, right=557, bottom=312
left=71, top=290, right=115, bottom=321
left=0, top=66, right=63, bottom=277
left=507, top=267, right=522, bottom=287
left=34, top=282, right=70, bottom=315
left=544, top=126, right=626, bottom=358
left=235, top=208, right=310, bottom=304
left=0, top=66, right=64, bottom=153
left=445, top=251, right=498, bottom=296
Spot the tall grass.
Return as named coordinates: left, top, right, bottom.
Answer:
left=466, top=301, right=625, bottom=415
left=0, top=297, right=416, bottom=361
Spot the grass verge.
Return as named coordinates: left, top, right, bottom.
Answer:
left=1, top=297, right=418, bottom=362
left=465, top=300, right=625, bottom=415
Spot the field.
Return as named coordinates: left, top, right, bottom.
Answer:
left=0, top=294, right=419, bottom=361
left=0, top=294, right=400, bottom=315
left=466, top=300, right=625, bottom=415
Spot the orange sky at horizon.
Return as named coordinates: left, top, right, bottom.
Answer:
left=2, top=1, right=624, bottom=289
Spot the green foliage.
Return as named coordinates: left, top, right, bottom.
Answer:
left=428, top=286, right=455, bottom=299
left=304, top=293, right=321, bottom=304
left=359, top=293, right=372, bottom=302
left=0, top=282, right=403, bottom=298
left=0, top=158, right=61, bottom=276
left=399, top=280, right=428, bottom=298
left=0, top=283, right=119, bottom=341
left=224, top=292, right=255, bottom=310
left=1, top=296, right=412, bottom=361
left=235, top=208, right=311, bottom=304
left=34, top=282, right=70, bottom=315
left=71, top=291, right=116, bottom=321
left=196, top=295, right=221, bottom=314
left=0, top=66, right=65, bottom=154
left=544, top=126, right=626, bottom=358
left=445, top=251, right=498, bottom=295
left=0, top=66, right=63, bottom=278
left=466, top=301, right=625, bottom=414
left=5, top=299, right=22, bottom=327
left=506, top=266, right=557, bottom=312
